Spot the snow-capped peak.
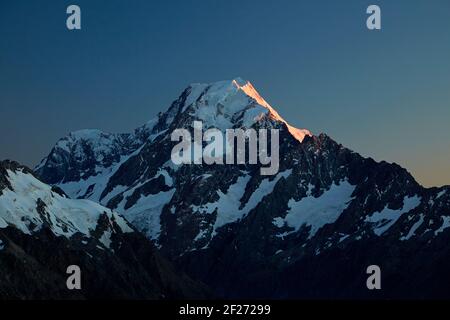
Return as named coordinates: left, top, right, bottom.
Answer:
left=54, top=129, right=115, bottom=152
left=183, top=78, right=312, bottom=142
left=232, top=78, right=312, bottom=142
left=232, top=77, right=272, bottom=110
left=0, top=161, right=133, bottom=248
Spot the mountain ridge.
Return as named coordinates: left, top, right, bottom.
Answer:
left=33, top=78, right=450, bottom=298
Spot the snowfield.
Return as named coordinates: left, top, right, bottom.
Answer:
left=0, top=169, right=133, bottom=248
left=273, top=180, right=356, bottom=238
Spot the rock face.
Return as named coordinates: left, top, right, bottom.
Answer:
left=36, top=78, right=450, bottom=299
left=0, top=160, right=208, bottom=299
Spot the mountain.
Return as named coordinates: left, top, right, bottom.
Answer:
left=0, top=160, right=208, bottom=299
left=36, top=78, right=450, bottom=299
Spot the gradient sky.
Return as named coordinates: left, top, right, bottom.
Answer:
left=1, top=0, right=449, bottom=187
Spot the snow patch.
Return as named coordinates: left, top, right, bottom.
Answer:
left=193, top=170, right=291, bottom=238
left=436, top=190, right=447, bottom=199
left=434, top=216, right=450, bottom=236
left=273, top=180, right=355, bottom=238
left=121, top=189, right=176, bottom=241
left=400, top=214, right=424, bottom=240
left=365, top=196, right=421, bottom=236
left=339, top=234, right=350, bottom=243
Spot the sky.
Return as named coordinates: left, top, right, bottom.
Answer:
left=0, top=0, right=449, bottom=187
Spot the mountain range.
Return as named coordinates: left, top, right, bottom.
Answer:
left=2, top=78, right=450, bottom=298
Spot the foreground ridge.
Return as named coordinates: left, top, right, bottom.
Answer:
left=0, top=160, right=208, bottom=299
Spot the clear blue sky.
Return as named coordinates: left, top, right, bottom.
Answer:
left=1, top=0, right=449, bottom=187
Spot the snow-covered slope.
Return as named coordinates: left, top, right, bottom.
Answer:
left=34, top=118, right=161, bottom=185
left=1, top=160, right=132, bottom=248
